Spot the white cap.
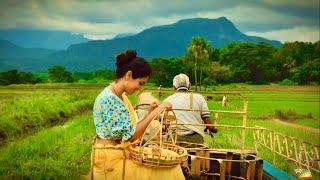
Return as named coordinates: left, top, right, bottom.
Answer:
left=173, top=73, right=190, bottom=89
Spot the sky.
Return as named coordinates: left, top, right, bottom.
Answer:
left=0, top=0, right=319, bottom=42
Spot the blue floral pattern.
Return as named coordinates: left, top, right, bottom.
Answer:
left=93, top=87, right=136, bottom=141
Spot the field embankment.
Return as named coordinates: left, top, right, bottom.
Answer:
left=0, top=86, right=102, bottom=145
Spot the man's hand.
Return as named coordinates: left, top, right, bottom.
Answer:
left=207, top=126, right=218, bottom=134
left=203, top=118, right=218, bottom=134
left=204, top=127, right=217, bottom=138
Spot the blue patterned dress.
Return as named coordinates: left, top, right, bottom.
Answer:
left=93, top=87, right=136, bottom=141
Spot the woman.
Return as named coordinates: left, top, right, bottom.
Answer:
left=91, top=49, right=184, bottom=180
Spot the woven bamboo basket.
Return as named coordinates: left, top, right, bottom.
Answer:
left=129, top=109, right=188, bottom=168
left=129, top=142, right=188, bottom=168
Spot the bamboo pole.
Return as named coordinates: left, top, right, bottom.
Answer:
left=313, top=146, right=320, bottom=169
left=293, top=139, right=300, bottom=168
left=253, top=129, right=258, bottom=152
left=270, top=131, right=275, bottom=164
left=219, top=160, right=226, bottom=180
left=241, top=101, right=248, bottom=151
left=255, top=140, right=320, bottom=173
left=284, top=137, right=290, bottom=158
left=302, top=143, right=309, bottom=167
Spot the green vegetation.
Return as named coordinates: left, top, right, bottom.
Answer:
left=0, top=87, right=99, bottom=144
left=0, top=69, right=115, bottom=85
left=0, top=69, right=41, bottom=85
left=0, top=114, right=94, bottom=179
left=1, top=40, right=319, bottom=87
left=150, top=40, right=319, bottom=87
left=0, top=84, right=318, bottom=178
left=48, top=66, right=74, bottom=83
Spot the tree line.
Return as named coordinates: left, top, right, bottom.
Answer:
left=0, top=38, right=319, bottom=86
left=0, top=66, right=114, bottom=85
left=150, top=38, right=319, bottom=87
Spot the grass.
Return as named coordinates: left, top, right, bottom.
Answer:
left=0, top=114, right=95, bottom=179
left=295, top=119, right=320, bottom=129
left=0, top=88, right=99, bottom=144
left=0, top=83, right=319, bottom=178
left=149, top=85, right=319, bottom=123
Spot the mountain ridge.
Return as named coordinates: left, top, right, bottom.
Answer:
left=0, top=17, right=282, bottom=72
left=0, top=29, right=90, bottom=50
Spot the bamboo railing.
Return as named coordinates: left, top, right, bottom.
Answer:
left=253, top=126, right=320, bottom=173
left=136, top=89, right=320, bottom=178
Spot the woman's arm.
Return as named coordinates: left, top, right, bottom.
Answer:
left=129, top=102, right=172, bottom=142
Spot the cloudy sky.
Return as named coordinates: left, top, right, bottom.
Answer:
left=0, top=0, right=319, bottom=42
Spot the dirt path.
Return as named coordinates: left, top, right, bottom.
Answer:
left=137, top=92, right=160, bottom=105
left=272, top=118, right=320, bottom=135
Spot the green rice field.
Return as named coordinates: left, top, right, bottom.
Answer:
left=0, top=83, right=319, bottom=179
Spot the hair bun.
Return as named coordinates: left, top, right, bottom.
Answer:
left=125, top=49, right=137, bottom=59
left=116, top=49, right=137, bottom=67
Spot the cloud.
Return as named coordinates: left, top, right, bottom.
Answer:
left=246, top=26, right=320, bottom=43
left=0, top=0, right=318, bottom=42
left=196, top=4, right=318, bottom=32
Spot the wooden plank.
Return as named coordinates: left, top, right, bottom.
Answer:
left=219, top=160, right=226, bottom=180
left=246, top=155, right=256, bottom=180
left=195, top=150, right=201, bottom=175
left=190, top=155, right=197, bottom=174
left=249, top=161, right=255, bottom=180
left=205, top=150, right=210, bottom=172
left=225, top=152, right=233, bottom=175
left=255, top=159, right=263, bottom=180
left=246, top=161, right=251, bottom=180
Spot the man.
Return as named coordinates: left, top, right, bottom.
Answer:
left=163, top=73, right=217, bottom=144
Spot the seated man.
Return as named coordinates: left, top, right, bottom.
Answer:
left=163, top=73, right=217, bottom=144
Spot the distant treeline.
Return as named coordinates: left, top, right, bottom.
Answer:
left=0, top=67, right=115, bottom=85
left=0, top=38, right=319, bottom=86
left=150, top=38, right=319, bottom=87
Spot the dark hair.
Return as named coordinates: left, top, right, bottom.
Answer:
left=115, top=49, right=152, bottom=79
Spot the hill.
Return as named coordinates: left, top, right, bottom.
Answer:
left=0, top=29, right=89, bottom=50
left=0, top=40, right=57, bottom=71
left=0, top=17, right=282, bottom=72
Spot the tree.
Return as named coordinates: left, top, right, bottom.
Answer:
left=292, top=59, right=320, bottom=84
left=149, top=57, right=186, bottom=87
left=274, top=41, right=320, bottom=82
left=19, top=72, right=40, bottom=84
left=186, top=37, right=213, bottom=91
left=92, top=70, right=114, bottom=80
left=219, top=42, right=276, bottom=83
left=0, top=69, right=20, bottom=85
left=207, top=62, right=233, bottom=84
left=48, top=66, right=74, bottom=83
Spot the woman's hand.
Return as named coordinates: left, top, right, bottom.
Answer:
left=148, top=101, right=159, bottom=113
left=130, top=102, right=172, bottom=142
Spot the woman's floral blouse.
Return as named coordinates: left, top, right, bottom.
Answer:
left=93, top=87, right=136, bottom=141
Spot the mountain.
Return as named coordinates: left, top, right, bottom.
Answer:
left=112, top=33, right=135, bottom=39
left=0, top=29, right=90, bottom=50
left=0, top=40, right=56, bottom=59
left=0, top=40, right=57, bottom=71
left=0, top=17, right=282, bottom=72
